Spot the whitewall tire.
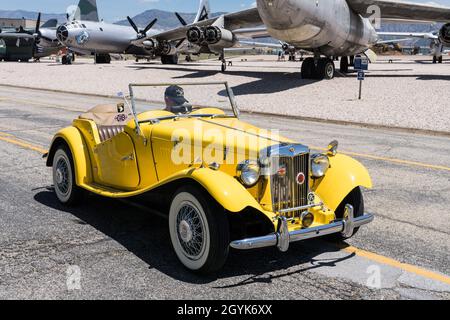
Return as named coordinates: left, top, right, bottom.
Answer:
left=169, top=186, right=229, bottom=273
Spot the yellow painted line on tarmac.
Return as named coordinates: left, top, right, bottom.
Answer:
left=312, top=146, right=450, bottom=172
left=0, top=96, right=82, bottom=112
left=0, top=134, right=47, bottom=154
left=1, top=131, right=449, bottom=286
left=341, top=245, right=450, bottom=286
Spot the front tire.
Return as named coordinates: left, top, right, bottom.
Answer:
left=169, top=186, right=229, bottom=274
left=329, top=187, right=365, bottom=242
left=52, top=145, right=84, bottom=206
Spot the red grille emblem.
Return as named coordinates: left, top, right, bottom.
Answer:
left=296, top=172, right=306, bottom=185
left=277, top=165, right=287, bottom=177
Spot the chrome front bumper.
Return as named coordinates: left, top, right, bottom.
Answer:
left=230, top=205, right=374, bottom=252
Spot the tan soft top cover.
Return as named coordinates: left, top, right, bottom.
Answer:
left=79, top=104, right=132, bottom=126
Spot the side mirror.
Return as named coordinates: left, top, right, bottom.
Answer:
left=327, top=140, right=339, bottom=156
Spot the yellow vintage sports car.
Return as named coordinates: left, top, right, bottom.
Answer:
left=45, top=82, right=374, bottom=273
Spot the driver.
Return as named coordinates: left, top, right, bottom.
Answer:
left=164, top=85, right=192, bottom=114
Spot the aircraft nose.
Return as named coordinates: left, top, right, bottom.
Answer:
left=256, top=0, right=302, bottom=29
left=56, top=25, right=69, bottom=43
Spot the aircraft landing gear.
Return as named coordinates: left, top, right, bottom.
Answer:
left=301, top=57, right=335, bottom=80
left=61, top=54, right=72, bottom=65
left=220, top=53, right=227, bottom=72
left=349, top=55, right=355, bottom=67
left=340, top=56, right=349, bottom=73
left=438, top=56, right=443, bottom=63
left=95, top=53, right=111, bottom=64
left=161, top=54, right=179, bottom=65
left=433, top=56, right=437, bottom=64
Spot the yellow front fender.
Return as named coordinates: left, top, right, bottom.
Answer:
left=314, top=154, right=372, bottom=212
left=46, top=126, right=93, bottom=186
left=178, top=167, right=263, bottom=213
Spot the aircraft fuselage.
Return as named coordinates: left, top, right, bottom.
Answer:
left=56, top=20, right=158, bottom=55
left=256, top=0, right=378, bottom=56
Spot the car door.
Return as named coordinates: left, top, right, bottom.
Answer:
left=94, top=132, right=140, bottom=189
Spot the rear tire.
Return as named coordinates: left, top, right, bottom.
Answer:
left=169, top=186, right=229, bottom=274
left=328, top=187, right=365, bottom=241
left=52, top=145, right=84, bottom=206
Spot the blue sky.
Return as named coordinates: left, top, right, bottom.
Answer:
left=0, top=0, right=257, bottom=22
left=1, top=0, right=450, bottom=22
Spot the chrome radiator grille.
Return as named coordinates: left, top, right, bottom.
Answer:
left=271, top=153, right=309, bottom=217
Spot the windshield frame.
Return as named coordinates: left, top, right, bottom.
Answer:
left=128, top=81, right=240, bottom=121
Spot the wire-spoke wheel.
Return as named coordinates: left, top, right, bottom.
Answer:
left=169, top=186, right=229, bottom=273
left=52, top=145, right=84, bottom=206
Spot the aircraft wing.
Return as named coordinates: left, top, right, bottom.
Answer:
left=347, top=0, right=450, bottom=22
left=0, top=33, right=34, bottom=40
left=377, top=32, right=438, bottom=40
left=237, top=40, right=282, bottom=49
left=134, top=7, right=262, bottom=45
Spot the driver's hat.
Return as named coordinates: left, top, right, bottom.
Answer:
left=165, top=85, right=188, bottom=106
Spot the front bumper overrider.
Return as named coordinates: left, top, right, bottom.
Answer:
left=230, top=205, right=374, bottom=252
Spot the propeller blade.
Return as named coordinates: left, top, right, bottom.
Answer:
left=127, top=16, right=139, bottom=33
left=143, top=18, right=158, bottom=33
left=176, top=38, right=186, bottom=48
left=175, top=13, right=187, bottom=26
left=35, top=12, right=41, bottom=35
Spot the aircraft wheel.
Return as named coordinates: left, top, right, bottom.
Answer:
left=433, top=56, right=437, bottom=64
left=221, top=63, right=226, bottom=72
left=316, top=58, right=335, bottom=80
left=61, top=55, right=67, bottom=65
left=52, top=145, right=85, bottom=206
left=169, top=186, right=229, bottom=274
left=438, top=56, right=443, bottom=63
left=301, top=57, right=315, bottom=79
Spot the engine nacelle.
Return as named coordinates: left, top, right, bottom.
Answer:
left=142, top=39, right=158, bottom=51
left=187, top=26, right=205, bottom=45
left=204, top=26, right=235, bottom=48
left=158, top=41, right=177, bottom=56
left=439, top=23, right=450, bottom=46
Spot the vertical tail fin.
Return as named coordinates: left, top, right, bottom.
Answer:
left=78, top=0, right=99, bottom=22
left=194, top=0, right=210, bottom=23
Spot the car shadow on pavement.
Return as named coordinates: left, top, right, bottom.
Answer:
left=34, top=190, right=354, bottom=285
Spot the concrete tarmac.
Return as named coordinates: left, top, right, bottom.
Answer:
left=0, top=86, right=449, bottom=299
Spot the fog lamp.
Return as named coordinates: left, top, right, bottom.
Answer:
left=301, top=211, right=314, bottom=228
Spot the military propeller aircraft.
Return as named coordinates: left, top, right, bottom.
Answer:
left=0, top=14, right=61, bottom=62
left=56, top=0, right=180, bottom=64
left=131, top=0, right=450, bottom=80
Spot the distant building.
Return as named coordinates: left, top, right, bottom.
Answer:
left=0, top=18, right=46, bottom=31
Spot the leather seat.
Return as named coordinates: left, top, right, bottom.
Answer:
left=97, top=125, right=125, bottom=142
left=79, top=104, right=132, bottom=143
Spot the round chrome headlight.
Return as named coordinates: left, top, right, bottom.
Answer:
left=237, top=160, right=261, bottom=187
left=311, top=154, right=330, bottom=178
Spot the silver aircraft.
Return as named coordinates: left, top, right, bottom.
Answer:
left=133, top=0, right=450, bottom=79
left=56, top=0, right=181, bottom=64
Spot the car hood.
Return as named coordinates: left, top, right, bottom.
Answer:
left=148, top=117, right=293, bottom=157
